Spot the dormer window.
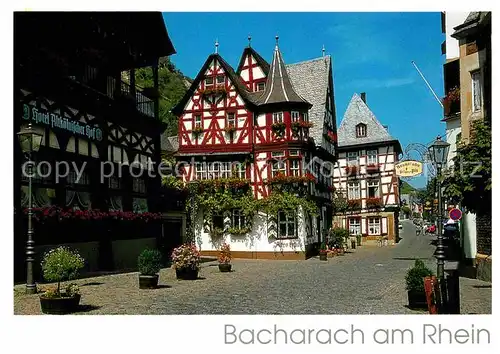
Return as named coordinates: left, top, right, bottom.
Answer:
left=356, top=123, right=367, bottom=138
left=256, top=82, right=265, bottom=92
left=216, top=75, right=225, bottom=84
left=205, top=76, right=214, bottom=86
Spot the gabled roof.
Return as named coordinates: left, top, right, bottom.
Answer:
left=256, top=44, right=310, bottom=107
left=337, top=93, right=395, bottom=147
left=236, top=46, right=270, bottom=75
left=286, top=55, right=332, bottom=146
left=171, top=53, right=257, bottom=116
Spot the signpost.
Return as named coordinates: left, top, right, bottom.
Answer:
left=449, top=208, right=462, bottom=221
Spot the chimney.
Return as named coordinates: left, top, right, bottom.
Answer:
left=383, top=125, right=389, bottom=131
left=360, top=92, right=366, bottom=103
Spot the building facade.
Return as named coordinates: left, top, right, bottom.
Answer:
left=14, top=13, right=176, bottom=280
left=332, top=93, right=402, bottom=244
left=171, top=39, right=338, bottom=259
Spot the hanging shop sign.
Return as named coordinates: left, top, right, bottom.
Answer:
left=395, top=160, right=423, bottom=177
left=22, top=104, right=102, bottom=141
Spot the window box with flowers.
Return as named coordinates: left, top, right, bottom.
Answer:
left=218, top=243, right=232, bottom=272
left=291, top=121, right=313, bottom=135
left=171, top=243, right=201, bottom=280
left=200, top=84, right=228, bottom=97
left=271, top=122, right=286, bottom=137
left=344, top=165, right=358, bottom=175
left=325, top=131, right=337, bottom=143
left=366, top=197, right=382, bottom=209
left=348, top=199, right=362, bottom=210
left=366, top=164, right=379, bottom=174
left=192, top=126, right=204, bottom=137
left=442, top=86, right=460, bottom=116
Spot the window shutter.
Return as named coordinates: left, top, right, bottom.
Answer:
left=382, top=217, right=388, bottom=235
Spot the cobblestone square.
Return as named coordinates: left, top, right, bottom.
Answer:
left=14, top=221, right=491, bottom=315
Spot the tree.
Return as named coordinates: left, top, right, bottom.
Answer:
left=441, top=120, right=491, bottom=214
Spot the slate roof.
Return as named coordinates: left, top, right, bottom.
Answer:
left=160, top=134, right=179, bottom=153
left=337, top=93, right=395, bottom=147
left=256, top=44, right=310, bottom=107
left=286, top=56, right=332, bottom=147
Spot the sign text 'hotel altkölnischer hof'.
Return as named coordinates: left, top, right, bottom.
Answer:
left=22, top=104, right=102, bottom=142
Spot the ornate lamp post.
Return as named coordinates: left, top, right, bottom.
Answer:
left=427, top=136, right=450, bottom=279
left=17, top=123, right=44, bottom=294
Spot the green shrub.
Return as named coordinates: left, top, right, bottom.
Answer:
left=328, top=227, right=349, bottom=247
left=405, top=259, right=433, bottom=292
left=41, top=246, right=85, bottom=296
left=138, top=249, right=163, bottom=276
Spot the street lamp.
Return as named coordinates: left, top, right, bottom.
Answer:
left=427, top=136, right=450, bottom=279
left=17, top=123, right=44, bottom=294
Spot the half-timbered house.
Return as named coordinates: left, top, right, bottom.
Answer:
left=332, top=93, right=402, bottom=244
left=14, top=13, right=176, bottom=280
left=171, top=38, right=338, bottom=259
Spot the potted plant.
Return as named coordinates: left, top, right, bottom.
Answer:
left=39, top=246, right=85, bottom=314
left=319, top=242, right=328, bottom=261
left=405, top=259, right=434, bottom=309
left=218, top=242, right=232, bottom=272
left=137, top=248, right=163, bottom=289
left=171, top=243, right=201, bottom=280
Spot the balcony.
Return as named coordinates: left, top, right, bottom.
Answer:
left=68, top=66, right=156, bottom=119
left=109, top=79, right=155, bottom=118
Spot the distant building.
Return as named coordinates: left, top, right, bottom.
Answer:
left=332, top=93, right=402, bottom=244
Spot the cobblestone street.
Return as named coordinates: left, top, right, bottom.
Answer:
left=14, top=220, right=491, bottom=315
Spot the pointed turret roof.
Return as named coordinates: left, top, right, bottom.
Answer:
left=337, top=93, right=397, bottom=148
left=256, top=37, right=310, bottom=107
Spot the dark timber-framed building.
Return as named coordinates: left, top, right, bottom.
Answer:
left=14, top=12, right=176, bottom=281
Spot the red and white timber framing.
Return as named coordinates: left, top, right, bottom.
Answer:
left=239, top=52, right=267, bottom=92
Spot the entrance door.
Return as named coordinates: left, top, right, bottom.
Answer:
left=159, top=219, right=183, bottom=265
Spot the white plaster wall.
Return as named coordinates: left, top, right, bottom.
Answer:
left=445, top=12, right=470, bottom=60
left=257, top=113, right=266, bottom=127
left=445, top=118, right=461, bottom=167
left=240, top=68, right=249, bottom=81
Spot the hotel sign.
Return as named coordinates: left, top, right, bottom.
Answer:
left=22, top=104, right=102, bottom=141
left=395, top=160, right=423, bottom=177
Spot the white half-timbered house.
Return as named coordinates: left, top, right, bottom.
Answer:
left=332, top=93, right=402, bottom=244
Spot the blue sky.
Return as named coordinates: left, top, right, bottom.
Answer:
left=162, top=12, right=445, bottom=188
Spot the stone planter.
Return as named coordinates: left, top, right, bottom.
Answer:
left=219, top=263, right=232, bottom=272
left=176, top=267, right=199, bottom=280
left=407, top=290, right=428, bottom=309
left=319, top=252, right=328, bottom=261
left=139, top=274, right=159, bottom=289
left=40, top=294, right=81, bottom=315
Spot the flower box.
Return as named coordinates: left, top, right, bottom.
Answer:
left=366, top=164, right=379, bottom=173
left=271, top=122, right=286, bottom=136
left=192, top=126, right=204, bottom=136
left=348, top=199, right=362, bottom=209
left=200, top=84, right=227, bottom=97
left=224, top=124, right=236, bottom=134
